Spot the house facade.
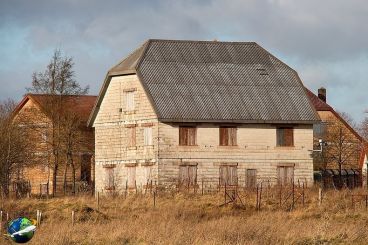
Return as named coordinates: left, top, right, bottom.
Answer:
left=89, top=40, right=320, bottom=194
left=306, top=88, right=366, bottom=187
left=12, top=94, right=97, bottom=195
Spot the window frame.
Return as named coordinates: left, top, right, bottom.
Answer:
left=143, top=127, right=153, bottom=146
left=219, top=126, right=237, bottom=146
left=179, top=126, right=197, bottom=146
left=178, top=164, right=198, bottom=187
left=219, top=164, right=238, bottom=186
left=124, top=90, right=136, bottom=111
left=103, top=164, right=116, bottom=190
left=277, top=165, right=294, bottom=185
left=127, top=126, right=136, bottom=147
left=246, top=169, right=257, bottom=189
left=276, top=127, right=294, bottom=147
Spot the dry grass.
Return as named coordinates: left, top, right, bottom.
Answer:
left=1, top=188, right=368, bottom=245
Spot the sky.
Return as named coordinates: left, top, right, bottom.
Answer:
left=0, top=0, right=367, bottom=122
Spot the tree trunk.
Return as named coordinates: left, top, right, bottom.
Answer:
left=63, top=163, right=69, bottom=195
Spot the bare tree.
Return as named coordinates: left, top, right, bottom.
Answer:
left=320, top=114, right=362, bottom=187
left=0, top=99, right=31, bottom=197
left=27, top=49, right=89, bottom=196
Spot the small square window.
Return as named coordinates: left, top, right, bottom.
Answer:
left=277, top=127, right=294, bottom=147
left=179, top=126, right=196, bottom=146
left=219, top=126, right=237, bottom=146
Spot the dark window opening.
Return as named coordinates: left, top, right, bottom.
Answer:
left=219, top=126, right=237, bottom=146
left=179, top=126, right=196, bottom=146
left=277, top=127, right=294, bottom=147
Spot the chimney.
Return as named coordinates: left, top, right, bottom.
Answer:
left=318, top=87, right=326, bottom=102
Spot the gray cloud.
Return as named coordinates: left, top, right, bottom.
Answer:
left=0, top=0, right=367, bottom=121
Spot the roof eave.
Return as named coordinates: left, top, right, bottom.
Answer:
left=87, top=69, right=138, bottom=127
left=158, top=118, right=320, bottom=124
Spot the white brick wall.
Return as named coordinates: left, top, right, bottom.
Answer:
left=93, top=74, right=314, bottom=194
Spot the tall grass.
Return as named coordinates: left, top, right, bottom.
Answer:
left=1, top=188, right=368, bottom=244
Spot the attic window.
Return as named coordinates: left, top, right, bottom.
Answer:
left=124, top=90, right=135, bottom=111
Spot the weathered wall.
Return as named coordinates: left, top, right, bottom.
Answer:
left=93, top=75, right=158, bottom=194
left=157, top=123, right=314, bottom=188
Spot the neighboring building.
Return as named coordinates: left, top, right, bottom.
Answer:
left=306, top=88, right=366, bottom=187
left=12, top=94, right=97, bottom=195
left=88, top=39, right=320, bottom=194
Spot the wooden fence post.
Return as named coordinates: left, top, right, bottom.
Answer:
left=318, top=188, right=322, bottom=206
left=302, top=183, right=305, bottom=207
left=256, top=185, right=259, bottom=210
left=71, top=211, right=75, bottom=226
left=97, top=192, right=100, bottom=211
left=0, top=210, right=3, bottom=231
left=153, top=191, right=156, bottom=207
left=292, top=181, right=295, bottom=210
left=201, top=179, right=204, bottom=196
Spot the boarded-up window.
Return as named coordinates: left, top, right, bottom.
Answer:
left=127, top=127, right=136, bottom=147
left=143, top=166, right=153, bottom=185
left=219, top=165, right=238, bottom=186
left=144, top=127, right=153, bottom=146
left=179, top=126, right=196, bottom=146
left=127, top=166, right=136, bottom=188
left=104, top=165, right=115, bottom=190
left=219, top=126, right=237, bottom=146
left=246, top=169, right=257, bottom=188
left=277, top=166, right=294, bottom=185
left=125, top=91, right=135, bottom=111
left=277, top=127, right=294, bottom=147
left=81, top=154, right=92, bottom=183
left=179, top=165, right=197, bottom=187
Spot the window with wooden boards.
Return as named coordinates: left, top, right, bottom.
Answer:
left=103, top=165, right=115, bottom=190
left=127, top=166, right=136, bottom=188
left=276, top=127, right=294, bottom=147
left=246, top=169, right=257, bottom=189
left=277, top=166, right=294, bottom=185
left=219, top=165, right=238, bottom=186
left=219, top=126, right=237, bottom=146
left=179, top=126, right=196, bottom=146
left=179, top=165, right=197, bottom=187
left=144, top=127, right=153, bottom=146
left=125, top=90, right=135, bottom=111
left=127, top=127, right=136, bottom=147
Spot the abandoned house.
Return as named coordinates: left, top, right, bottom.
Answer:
left=88, top=39, right=321, bottom=194
left=12, top=94, right=97, bottom=195
left=306, top=88, right=367, bottom=188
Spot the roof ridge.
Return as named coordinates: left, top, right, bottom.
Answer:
left=147, top=38, right=258, bottom=45
left=108, top=40, right=149, bottom=73
left=27, top=93, right=97, bottom=97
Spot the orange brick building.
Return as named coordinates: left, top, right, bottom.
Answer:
left=12, top=94, right=96, bottom=195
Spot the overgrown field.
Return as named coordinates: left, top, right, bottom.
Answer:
left=1, top=188, right=368, bottom=244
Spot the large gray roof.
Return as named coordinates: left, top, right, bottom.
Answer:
left=88, top=39, right=320, bottom=126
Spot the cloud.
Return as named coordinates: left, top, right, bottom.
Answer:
left=0, top=0, right=367, bottom=121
